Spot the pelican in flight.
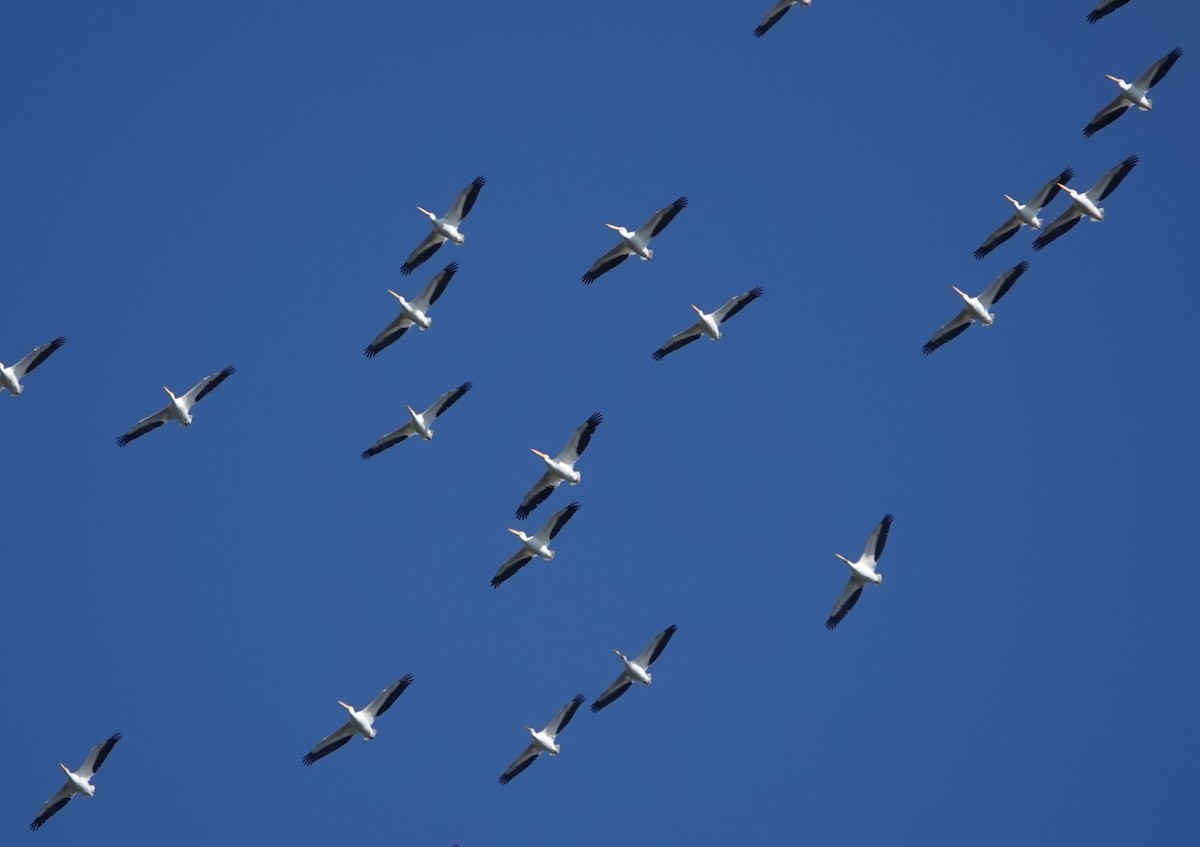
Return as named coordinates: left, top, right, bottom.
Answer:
left=591, top=625, right=677, bottom=713
left=652, top=286, right=763, bottom=360
left=498, top=694, right=585, bottom=784
left=30, top=732, right=121, bottom=831
left=516, top=412, right=603, bottom=520
left=491, top=501, right=581, bottom=588
left=1032, top=155, right=1138, bottom=251
left=1084, top=48, right=1183, bottom=137
left=826, top=514, right=893, bottom=630
left=754, top=1, right=811, bottom=38
left=401, top=176, right=486, bottom=276
left=581, top=196, right=687, bottom=284
left=364, top=262, right=460, bottom=358
left=116, top=366, right=235, bottom=447
left=303, top=674, right=413, bottom=765
left=1, top=335, right=66, bottom=396
left=922, top=261, right=1029, bottom=355
left=973, top=169, right=1073, bottom=260
left=361, top=381, right=472, bottom=459
left=1087, top=0, right=1133, bottom=24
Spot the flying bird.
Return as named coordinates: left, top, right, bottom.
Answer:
left=581, top=196, right=687, bottom=284
left=516, top=412, right=603, bottom=520
left=973, top=169, right=1073, bottom=260
left=498, top=694, right=585, bottom=785
left=652, top=287, right=763, bottom=360
left=116, top=366, right=235, bottom=447
left=361, top=381, right=472, bottom=459
left=1032, top=155, right=1138, bottom=251
left=302, top=674, right=414, bottom=765
left=401, top=176, right=485, bottom=275
left=1087, top=0, right=1133, bottom=24
left=591, top=625, right=677, bottom=713
left=1084, top=48, right=1182, bottom=137
left=365, top=262, right=460, bottom=357
left=492, top=501, right=581, bottom=588
left=922, top=262, right=1029, bottom=355
left=754, top=0, right=811, bottom=38
left=826, top=514, right=893, bottom=630
left=1, top=335, right=66, bottom=396
left=30, top=732, right=121, bottom=831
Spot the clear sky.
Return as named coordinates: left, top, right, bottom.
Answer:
left=3, top=1, right=1198, bottom=844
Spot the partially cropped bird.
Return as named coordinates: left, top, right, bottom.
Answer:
left=1, top=335, right=66, bottom=396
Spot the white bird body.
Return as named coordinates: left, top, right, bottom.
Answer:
left=63, top=766, right=97, bottom=796
left=1063, top=184, right=1105, bottom=221
left=516, top=413, right=602, bottom=519
left=533, top=449, right=581, bottom=485
left=527, top=727, right=560, bottom=755
left=303, top=675, right=413, bottom=765
left=407, top=404, right=435, bottom=440
left=826, top=514, right=893, bottom=630
left=401, top=177, right=485, bottom=275
left=499, top=694, right=586, bottom=784
left=922, top=262, right=1028, bottom=355
left=0, top=336, right=66, bottom=396
left=954, top=287, right=993, bottom=325
left=618, top=651, right=653, bottom=686
left=608, top=223, right=653, bottom=260
left=1083, top=49, right=1182, bottom=137
left=1110, top=75, right=1152, bottom=110
left=1008, top=196, right=1044, bottom=229
left=492, top=502, right=581, bottom=587
left=394, top=293, right=432, bottom=330
left=420, top=207, right=465, bottom=245
left=361, top=382, right=472, bottom=459
left=652, top=287, right=763, bottom=360
left=591, top=625, right=677, bottom=712
left=341, top=701, right=378, bottom=739
left=364, top=262, right=459, bottom=357
left=30, top=732, right=121, bottom=831
left=1032, top=156, right=1138, bottom=251
left=117, top=366, right=236, bottom=447
left=581, top=198, right=687, bottom=284
left=973, top=169, right=1072, bottom=260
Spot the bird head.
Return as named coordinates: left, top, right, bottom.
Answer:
left=951, top=285, right=969, bottom=301
left=1105, top=74, right=1127, bottom=87
left=835, top=553, right=853, bottom=567
left=1003, top=193, right=1019, bottom=209
left=337, top=700, right=354, bottom=713
left=163, top=385, right=176, bottom=400
left=530, top=448, right=550, bottom=461
left=416, top=206, right=435, bottom=221
left=388, top=289, right=407, bottom=305
left=690, top=304, right=704, bottom=317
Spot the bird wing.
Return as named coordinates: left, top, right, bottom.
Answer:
left=1135, top=47, right=1183, bottom=90
left=1032, top=207, right=1084, bottom=251
left=424, top=381, right=472, bottom=422
left=921, top=309, right=973, bottom=356
left=365, top=673, right=414, bottom=719
left=754, top=2, right=794, bottom=38
left=1027, top=168, right=1074, bottom=211
left=30, top=782, right=75, bottom=831
left=713, top=286, right=764, bottom=324
left=972, top=215, right=1022, bottom=261
left=557, top=411, right=603, bottom=464
left=491, top=551, right=535, bottom=588
left=1086, top=0, right=1131, bottom=24
left=581, top=242, right=632, bottom=284
left=1089, top=154, right=1138, bottom=203
left=635, top=196, right=688, bottom=241
left=977, top=261, right=1029, bottom=310
left=517, top=471, right=562, bottom=520
left=411, top=261, right=459, bottom=311
left=546, top=693, right=586, bottom=736
left=652, top=323, right=704, bottom=361
left=825, top=577, right=865, bottom=630
left=77, top=732, right=122, bottom=779
left=634, top=623, right=678, bottom=668
left=302, top=721, right=355, bottom=766
left=12, top=335, right=66, bottom=379
left=400, top=230, right=446, bottom=276
left=498, top=743, right=540, bottom=785
left=862, top=513, right=894, bottom=567
left=590, top=674, right=634, bottom=713
left=361, top=423, right=417, bottom=459
left=364, top=313, right=414, bottom=358
left=1083, top=95, right=1131, bottom=137
left=543, top=501, right=580, bottom=541
left=443, top=175, right=485, bottom=225
left=117, top=407, right=172, bottom=447
left=181, top=365, right=236, bottom=410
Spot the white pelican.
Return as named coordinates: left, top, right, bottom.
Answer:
left=400, top=176, right=485, bottom=276
left=516, top=412, right=603, bottom=520
left=491, top=501, right=581, bottom=588
left=826, top=514, right=893, bottom=630
left=116, top=366, right=235, bottom=447
left=1087, top=0, right=1133, bottom=24
left=591, top=624, right=677, bottom=713
left=652, top=286, right=763, bottom=360
left=364, top=262, right=460, bottom=358
left=922, top=261, right=1029, bottom=355
left=303, top=674, right=413, bottom=765
left=498, top=693, right=585, bottom=785
left=361, top=381, right=472, bottom=459
left=754, top=1, right=811, bottom=38
left=973, top=169, right=1073, bottom=260
left=1, top=335, right=66, bottom=396
left=1032, top=155, right=1138, bottom=251
left=581, top=196, right=687, bottom=284
left=1084, top=48, right=1183, bottom=137
left=30, top=732, right=121, bottom=831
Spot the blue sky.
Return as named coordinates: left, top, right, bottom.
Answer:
left=3, top=1, right=1198, bottom=843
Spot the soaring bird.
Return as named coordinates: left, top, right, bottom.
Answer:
left=826, top=514, right=893, bottom=630
left=922, top=262, right=1029, bottom=355
left=1084, top=48, right=1182, bottom=137
left=1087, top=0, right=1133, bottom=24
left=516, top=413, right=603, bottom=520
left=652, top=287, right=763, bottom=360
left=30, top=732, right=122, bottom=831
left=973, top=169, right=1073, bottom=260
left=303, top=675, right=413, bottom=765
left=498, top=694, right=585, bottom=785
left=116, top=366, right=235, bottom=447
left=361, top=381, right=472, bottom=459
left=492, top=501, right=581, bottom=588
left=581, top=197, right=687, bottom=284
left=1032, top=156, right=1138, bottom=251
left=591, top=625, right=677, bottom=713
left=401, top=176, right=485, bottom=275
left=1, top=335, right=66, bottom=396
left=365, top=262, right=460, bottom=357
left=754, top=1, right=811, bottom=38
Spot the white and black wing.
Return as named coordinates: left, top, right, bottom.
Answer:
left=302, top=721, right=355, bottom=766
left=754, top=1, right=796, bottom=38
left=825, top=577, right=864, bottom=630
left=1032, top=207, right=1084, bottom=251
left=117, top=406, right=172, bottom=447
left=590, top=674, right=634, bottom=713
left=977, top=261, right=1029, bottom=310
left=1028, top=168, right=1074, bottom=211
left=546, top=693, right=586, bottom=736
left=490, top=549, right=536, bottom=588
left=516, top=471, right=562, bottom=520
left=365, top=673, right=414, bottom=719
left=862, top=513, right=894, bottom=567
left=581, top=241, right=632, bottom=284
left=712, top=286, right=763, bottom=325
left=652, top=322, right=704, bottom=361
left=364, top=310, right=414, bottom=358
left=1084, top=94, right=1132, bottom=137
left=1087, top=0, right=1132, bottom=23
left=921, top=310, right=973, bottom=355
left=424, top=381, right=473, bottom=422
left=182, top=365, right=236, bottom=409
left=11, top=335, right=66, bottom=380
left=1089, top=154, right=1138, bottom=203
left=973, top=215, right=1022, bottom=260
left=558, top=412, right=603, bottom=464
left=1134, top=47, right=1183, bottom=91
left=78, top=732, right=122, bottom=779
left=634, top=624, right=678, bottom=668
left=411, top=262, right=459, bottom=311
left=29, top=783, right=75, bottom=831
left=401, top=230, right=446, bottom=276
left=444, top=175, right=485, bottom=225
left=634, top=196, right=688, bottom=242
left=543, top=501, right=580, bottom=541
left=361, top=423, right=417, bottom=459
left=498, top=743, right=540, bottom=785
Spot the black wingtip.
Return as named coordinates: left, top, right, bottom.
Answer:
left=1014, top=260, right=1030, bottom=274
left=302, top=753, right=316, bottom=766
left=444, top=261, right=460, bottom=273
left=363, top=346, right=376, bottom=359
left=972, top=248, right=987, bottom=260
left=651, top=350, right=664, bottom=361
left=400, top=263, right=415, bottom=276
left=921, top=343, right=935, bottom=356
left=472, top=175, right=486, bottom=188
left=587, top=411, right=603, bottom=426
left=361, top=450, right=373, bottom=460
left=674, top=196, right=688, bottom=208
left=581, top=272, right=596, bottom=285
left=824, top=619, right=838, bottom=631
left=399, top=672, right=415, bottom=686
